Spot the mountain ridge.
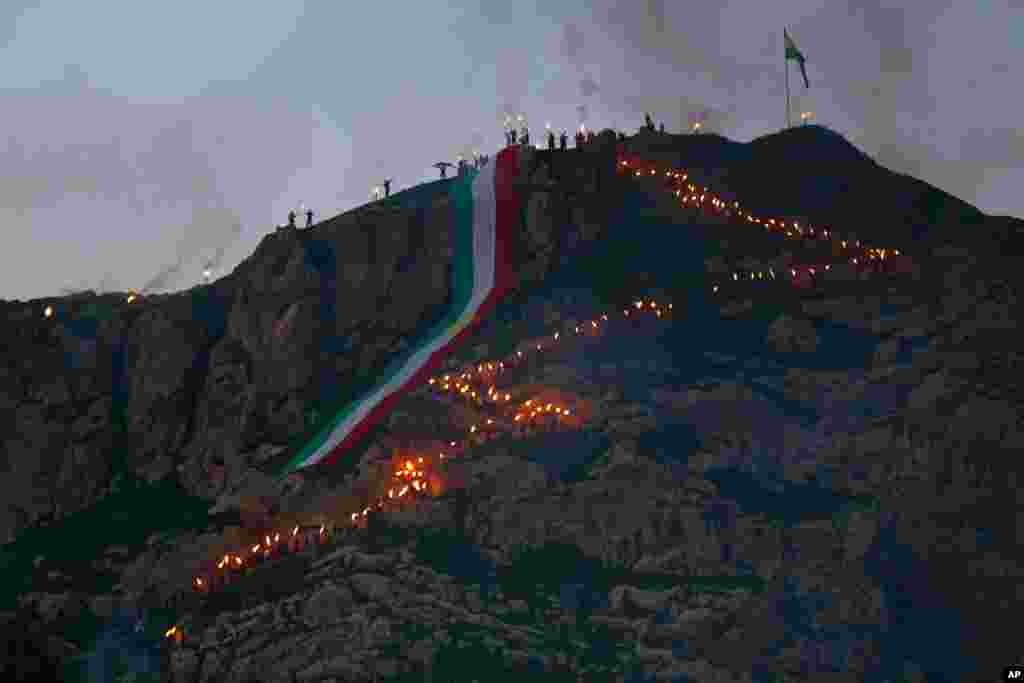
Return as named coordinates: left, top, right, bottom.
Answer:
left=2, top=125, right=1021, bottom=681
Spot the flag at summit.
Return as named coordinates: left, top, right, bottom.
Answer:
left=784, top=29, right=810, bottom=89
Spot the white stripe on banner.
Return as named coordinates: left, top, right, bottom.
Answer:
left=300, top=160, right=499, bottom=468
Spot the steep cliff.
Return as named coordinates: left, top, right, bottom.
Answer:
left=0, top=132, right=621, bottom=544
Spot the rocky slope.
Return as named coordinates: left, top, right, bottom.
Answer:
left=0, top=134, right=617, bottom=543
left=3, top=126, right=1023, bottom=682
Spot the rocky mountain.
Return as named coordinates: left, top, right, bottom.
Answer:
left=2, top=125, right=1022, bottom=682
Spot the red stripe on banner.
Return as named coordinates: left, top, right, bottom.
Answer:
left=315, top=148, right=523, bottom=469
left=493, top=146, right=519, bottom=299
left=471, top=146, right=521, bottom=324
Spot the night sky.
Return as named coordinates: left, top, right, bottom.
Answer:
left=2, top=0, right=1021, bottom=300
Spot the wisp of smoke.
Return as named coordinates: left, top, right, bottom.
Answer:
left=576, top=104, right=588, bottom=126
left=142, top=205, right=242, bottom=293
left=562, top=23, right=585, bottom=63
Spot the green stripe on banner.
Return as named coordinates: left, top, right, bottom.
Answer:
left=278, top=169, right=482, bottom=476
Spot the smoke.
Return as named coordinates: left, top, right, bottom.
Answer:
left=620, top=93, right=732, bottom=135
left=142, top=205, right=242, bottom=293
left=495, top=44, right=533, bottom=131
left=201, top=213, right=244, bottom=274
left=0, top=67, right=333, bottom=300
left=562, top=23, right=585, bottom=62
left=684, top=100, right=733, bottom=134
left=647, top=0, right=667, bottom=33
left=561, top=22, right=601, bottom=128
left=59, top=279, right=94, bottom=296
left=141, top=260, right=185, bottom=295
left=576, top=104, right=588, bottom=126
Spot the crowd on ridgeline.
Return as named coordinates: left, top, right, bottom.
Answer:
left=277, top=112, right=683, bottom=230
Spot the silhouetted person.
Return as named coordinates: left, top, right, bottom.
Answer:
left=618, top=131, right=626, bottom=142
left=305, top=209, right=313, bottom=227
left=383, top=179, right=392, bottom=197
left=287, top=210, right=296, bottom=229
left=434, top=161, right=452, bottom=178
left=547, top=130, right=556, bottom=150
left=521, top=126, right=529, bottom=146
left=575, top=130, right=585, bottom=149
left=559, top=130, right=568, bottom=151
left=586, top=129, right=595, bottom=144
left=644, top=113, right=654, bottom=130
left=510, top=128, right=517, bottom=144
left=659, top=122, right=665, bottom=134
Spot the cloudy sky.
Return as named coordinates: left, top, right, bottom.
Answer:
left=2, top=0, right=1021, bottom=300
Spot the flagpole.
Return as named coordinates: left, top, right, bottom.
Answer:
left=784, top=30, right=791, bottom=129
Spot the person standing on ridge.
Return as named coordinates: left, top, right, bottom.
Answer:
left=287, top=210, right=296, bottom=229
left=644, top=113, right=654, bottom=131
left=383, top=179, right=392, bottom=197
left=548, top=129, right=556, bottom=150
left=586, top=129, right=595, bottom=145
left=659, top=122, right=665, bottom=134
left=559, top=130, right=568, bottom=151
left=305, top=209, right=313, bottom=227
left=521, top=126, right=529, bottom=146
left=575, top=128, right=585, bottom=149
left=510, top=128, right=517, bottom=144
left=433, top=161, right=452, bottom=178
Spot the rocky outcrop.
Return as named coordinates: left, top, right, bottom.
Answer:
left=0, top=145, right=622, bottom=543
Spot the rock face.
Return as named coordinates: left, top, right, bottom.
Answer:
left=0, top=147, right=622, bottom=543
left=3, top=128, right=1023, bottom=682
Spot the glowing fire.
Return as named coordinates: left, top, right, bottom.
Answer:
left=617, top=153, right=909, bottom=287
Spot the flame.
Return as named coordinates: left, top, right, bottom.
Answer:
left=44, top=306, right=53, bottom=318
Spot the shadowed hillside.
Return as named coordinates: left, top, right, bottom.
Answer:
left=2, top=125, right=1021, bottom=682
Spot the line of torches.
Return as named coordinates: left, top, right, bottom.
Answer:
left=425, top=296, right=671, bottom=419
left=170, top=294, right=671, bottom=638
left=616, top=155, right=915, bottom=290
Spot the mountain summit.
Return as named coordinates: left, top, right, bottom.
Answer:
left=2, top=126, right=1020, bottom=682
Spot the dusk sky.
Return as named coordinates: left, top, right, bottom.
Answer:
left=3, top=0, right=1021, bottom=300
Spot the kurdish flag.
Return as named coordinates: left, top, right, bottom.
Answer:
left=785, top=29, right=810, bottom=89
left=280, top=146, right=522, bottom=474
